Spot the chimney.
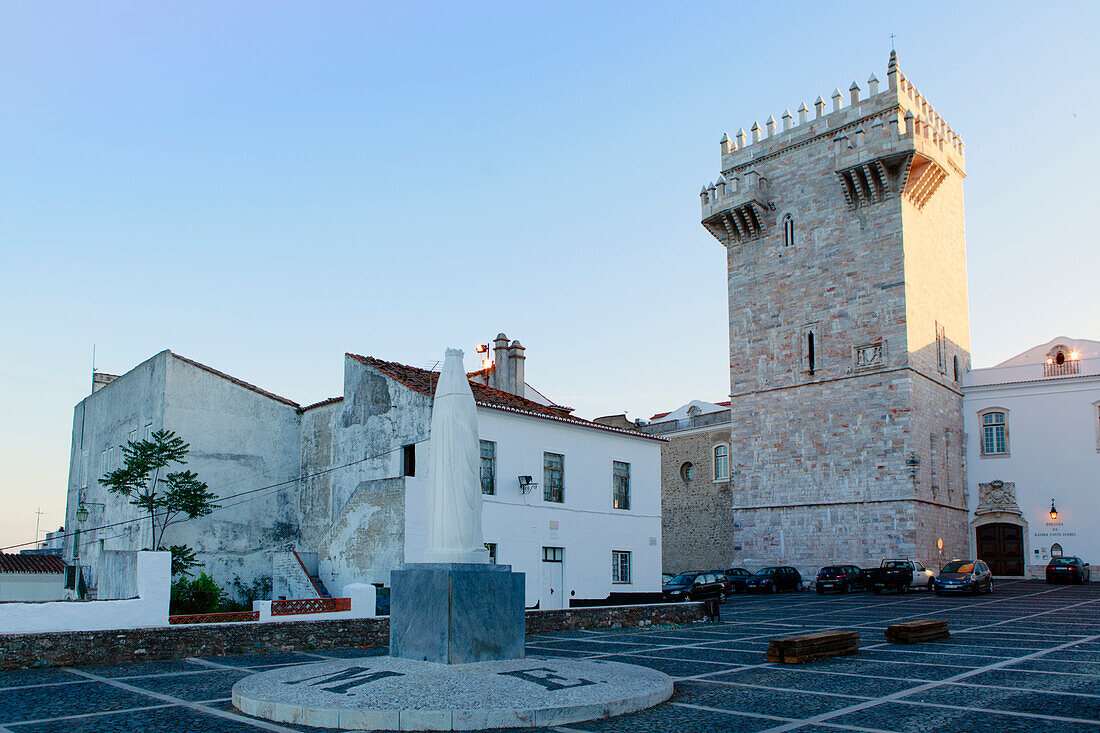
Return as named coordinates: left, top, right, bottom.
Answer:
left=490, top=333, right=510, bottom=391
left=92, top=372, right=119, bottom=393
left=506, top=341, right=525, bottom=397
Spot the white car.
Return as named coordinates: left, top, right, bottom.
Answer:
left=882, top=558, right=936, bottom=590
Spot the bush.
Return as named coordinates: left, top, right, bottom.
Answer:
left=170, top=572, right=223, bottom=615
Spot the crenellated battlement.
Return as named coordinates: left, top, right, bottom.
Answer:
left=703, top=52, right=963, bottom=184
left=701, top=52, right=965, bottom=236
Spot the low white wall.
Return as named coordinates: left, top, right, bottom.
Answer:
left=0, top=573, right=67, bottom=602
left=252, top=583, right=376, bottom=622
left=0, top=551, right=170, bottom=635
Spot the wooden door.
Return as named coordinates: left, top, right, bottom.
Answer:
left=976, top=523, right=1025, bottom=576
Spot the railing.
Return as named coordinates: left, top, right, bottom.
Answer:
left=292, top=549, right=326, bottom=597
left=1044, top=361, right=1080, bottom=377
left=169, top=610, right=259, bottom=625
left=643, top=411, right=732, bottom=435
left=271, top=597, right=351, bottom=616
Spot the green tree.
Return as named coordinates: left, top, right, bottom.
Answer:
left=99, top=430, right=219, bottom=572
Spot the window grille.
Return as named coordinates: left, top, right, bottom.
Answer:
left=480, top=440, right=496, bottom=495
left=612, top=461, right=630, bottom=510
left=543, top=452, right=564, bottom=503
left=612, top=550, right=632, bottom=584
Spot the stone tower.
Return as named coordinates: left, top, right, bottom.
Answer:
left=700, top=52, right=970, bottom=573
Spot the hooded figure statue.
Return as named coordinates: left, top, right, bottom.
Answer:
left=424, top=348, right=489, bottom=564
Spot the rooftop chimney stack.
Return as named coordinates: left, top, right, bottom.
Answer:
left=487, top=333, right=526, bottom=397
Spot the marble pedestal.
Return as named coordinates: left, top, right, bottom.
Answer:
left=389, top=563, right=525, bottom=664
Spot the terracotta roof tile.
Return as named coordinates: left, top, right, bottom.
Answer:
left=347, top=354, right=664, bottom=442
left=301, top=396, right=344, bottom=412
left=0, top=553, right=66, bottom=574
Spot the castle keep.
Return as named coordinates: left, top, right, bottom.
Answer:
left=700, top=52, right=970, bottom=572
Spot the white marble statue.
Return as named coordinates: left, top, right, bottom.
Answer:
left=424, top=348, right=489, bottom=564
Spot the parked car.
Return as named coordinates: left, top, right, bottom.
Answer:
left=662, top=571, right=727, bottom=601
left=814, top=565, right=863, bottom=594
left=1046, top=557, right=1091, bottom=584
left=861, top=558, right=935, bottom=594
left=662, top=573, right=675, bottom=585
left=934, top=559, right=994, bottom=595
left=724, top=567, right=753, bottom=593
left=745, top=566, right=802, bottom=593
left=707, top=569, right=734, bottom=597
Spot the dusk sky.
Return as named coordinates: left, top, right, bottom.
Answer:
left=2, top=2, right=1097, bottom=550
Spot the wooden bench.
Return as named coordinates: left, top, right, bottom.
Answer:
left=767, top=630, right=860, bottom=664
left=885, top=619, right=949, bottom=644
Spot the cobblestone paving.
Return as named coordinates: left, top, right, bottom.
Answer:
left=2, top=580, right=1098, bottom=732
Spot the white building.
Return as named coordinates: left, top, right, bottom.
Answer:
left=63, top=335, right=663, bottom=608
left=963, top=337, right=1100, bottom=577
left=0, top=554, right=67, bottom=602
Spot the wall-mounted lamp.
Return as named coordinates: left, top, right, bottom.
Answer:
left=75, top=489, right=104, bottom=523
left=518, top=475, right=538, bottom=495
left=1049, top=498, right=1058, bottom=522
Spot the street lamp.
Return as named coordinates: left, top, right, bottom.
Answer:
left=75, top=489, right=104, bottom=523
left=1049, top=498, right=1058, bottom=522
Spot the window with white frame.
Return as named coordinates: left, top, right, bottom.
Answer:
left=713, top=444, right=730, bottom=481
left=612, top=461, right=630, bottom=510
left=612, top=550, right=631, bottom=584
left=543, top=452, right=564, bottom=503
left=980, top=409, right=1009, bottom=456
left=480, top=440, right=496, bottom=495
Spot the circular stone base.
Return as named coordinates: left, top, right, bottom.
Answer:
left=232, top=655, right=672, bottom=731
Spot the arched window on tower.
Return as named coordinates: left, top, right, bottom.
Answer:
left=953, top=355, right=960, bottom=382
left=807, top=331, right=816, bottom=374
left=783, top=214, right=795, bottom=247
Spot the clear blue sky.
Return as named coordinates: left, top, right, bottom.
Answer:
left=2, top=2, right=1097, bottom=549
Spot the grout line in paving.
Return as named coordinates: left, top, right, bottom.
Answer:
left=62, top=668, right=303, bottom=733
left=3, top=703, right=177, bottom=727
left=752, top=630, right=1100, bottom=733
left=669, top=702, right=897, bottom=733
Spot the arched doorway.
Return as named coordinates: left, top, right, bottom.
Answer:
left=975, top=523, right=1025, bottom=576
left=971, top=480, right=1029, bottom=577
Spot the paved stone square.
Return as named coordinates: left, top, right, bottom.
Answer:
left=2, top=580, right=1098, bottom=732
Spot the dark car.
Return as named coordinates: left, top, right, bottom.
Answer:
left=662, top=573, right=675, bottom=585
left=934, top=559, right=993, bottom=595
left=662, top=571, right=727, bottom=601
left=815, top=565, right=863, bottom=594
left=707, top=569, right=734, bottom=597
left=744, top=566, right=802, bottom=593
left=1046, top=557, right=1091, bottom=584
left=724, top=567, right=753, bottom=593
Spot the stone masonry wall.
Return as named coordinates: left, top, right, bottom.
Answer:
left=712, top=65, right=969, bottom=577
left=660, top=427, right=734, bottom=572
left=0, top=603, right=704, bottom=670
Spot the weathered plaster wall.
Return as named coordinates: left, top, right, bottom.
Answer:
left=300, top=356, right=431, bottom=593
left=64, top=352, right=168, bottom=589
left=161, top=355, right=301, bottom=591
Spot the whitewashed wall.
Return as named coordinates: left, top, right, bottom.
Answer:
left=965, top=373, right=1100, bottom=574
left=0, top=551, right=170, bottom=634
left=0, top=572, right=67, bottom=602
left=405, top=407, right=663, bottom=607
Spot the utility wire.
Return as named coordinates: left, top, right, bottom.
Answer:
left=0, top=442, right=412, bottom=553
